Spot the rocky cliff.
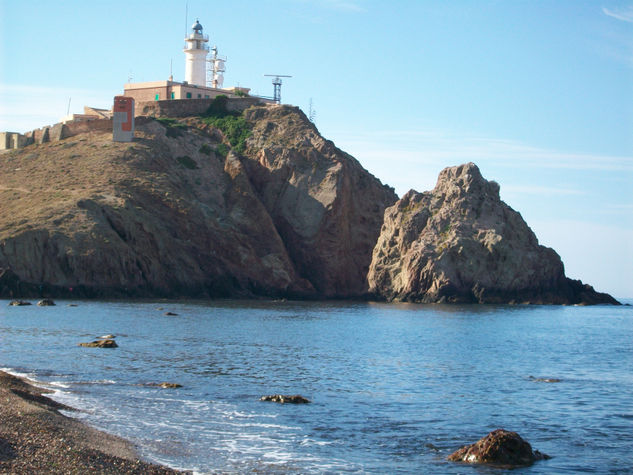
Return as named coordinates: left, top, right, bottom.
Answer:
left=367, top=163, right=618, bottom=305
left=0, top=103, right=396, bottom=299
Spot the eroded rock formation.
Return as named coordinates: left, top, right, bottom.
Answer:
left=368, top=163, right=618, bottom=305
left=0, top=104, right=395, bottom=299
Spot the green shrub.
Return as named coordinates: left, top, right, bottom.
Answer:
left=216, top=143, right=229, bottom=157
left=201, top=95, right=252, bottom=155
left=177, top=155, right=198, bottom=169
left=156, top=117, right=187, bottom=138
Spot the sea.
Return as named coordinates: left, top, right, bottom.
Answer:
left=1, top=298, right=632, bottom=474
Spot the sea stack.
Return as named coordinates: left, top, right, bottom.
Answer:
left=367, top=163, right=619, bottom=305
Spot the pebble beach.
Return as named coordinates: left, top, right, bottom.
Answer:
left=0, top=370, right=185, bottom=474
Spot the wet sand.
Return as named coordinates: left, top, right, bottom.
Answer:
left=0, top=370, right=187, bottom=474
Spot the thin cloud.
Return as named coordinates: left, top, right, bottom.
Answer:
left=334, top=129, right=633, bottom=173
left=502, top=185, right=585, bottom=197
left=296, top=0, right=367, bottom=12
left=602, top=6, right=633, bottom=23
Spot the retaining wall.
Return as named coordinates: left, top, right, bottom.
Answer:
left=136, top=97, right=266, bottom=118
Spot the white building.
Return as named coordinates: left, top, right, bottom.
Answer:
left=184, top=19, right=210, bottom=87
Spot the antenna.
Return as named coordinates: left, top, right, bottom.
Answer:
left=308, top=98, right=316, bottom=123
left=66, top=97, right=71, bottom=116
left=264, top=74, right=292, bottom=104
left=184, top=1, right=188, bottom=37
left=208, top=46, right=226, bottom=89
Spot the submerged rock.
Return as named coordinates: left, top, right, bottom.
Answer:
left=37, top=298, right=56, bottom=306
left=78, top=339, right=118, bottom=348
left=260, top=394, right=310, bottom=404
left=529, top=376, right=562, bottom=383
left=148, top=382, right=182, bottom=389
left=164, top=312, right=178, bottom=316
left=368, top=163, right=619, bottom=305
left=448, top=429, right=550, bottom=467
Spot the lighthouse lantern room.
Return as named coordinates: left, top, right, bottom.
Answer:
left=184, top=19, right=209, bottom=86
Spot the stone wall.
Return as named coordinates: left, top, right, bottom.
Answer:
left=136, top=97, right=266, bottom=118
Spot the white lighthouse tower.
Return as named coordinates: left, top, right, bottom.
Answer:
left=184, top=19, right=209, bottom=86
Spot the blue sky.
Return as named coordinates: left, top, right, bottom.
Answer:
left=1, top=0, right=632, bottom=297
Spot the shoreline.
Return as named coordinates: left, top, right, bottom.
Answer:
left=0, top=370, right=187, bottom=474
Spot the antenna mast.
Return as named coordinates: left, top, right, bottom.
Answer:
left=264, top=74, right=292, bottom=104
left=184, top=1, right=188, bottom=37
left=207, top=46, right=226, bottom=89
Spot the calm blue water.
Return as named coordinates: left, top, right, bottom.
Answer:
left=1, top=299, right=632, bottom=473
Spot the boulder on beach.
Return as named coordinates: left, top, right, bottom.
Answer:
left=78, top=339, right=118, bottom=348
left=447, top=429, right=550, bottom=467
left=8, top=300, right=31, bottom=306
left=37, top=298, right=56, bottom=306
left=260, top=394, right=311, bottom=404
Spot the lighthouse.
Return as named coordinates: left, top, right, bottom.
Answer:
left=184, top=19, right=209, bottom=86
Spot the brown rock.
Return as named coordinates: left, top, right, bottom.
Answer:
left=37, top=298, right=55, bottom=306
left=368, top=163, right=619, bottom=305
left=448, top=429, right=550, bottom=467
left=240, top=105, right=397, bottom=297
left=260, top=394, right=311, bottom=404
left=0, top=104, right=394, bottom=300
left=8, top=300, right=31, bottom=306
left=79, top=339, right=118, bottom=348
left=148, top=382, right=182, bottom=389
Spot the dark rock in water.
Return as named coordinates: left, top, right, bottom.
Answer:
left=37, top=298, right=56, bottom=306
left=148, top=382, right=182, bottom=389
left=164, top=311, right=178, bottom=316
left=98, top=334, right=116, bottom=340
left=368, top=163, right=620, bottom=305
left=529, top=376, right=562, bottom=383
left=260, top=394, right=310, bottom=404
left=78, top=339, right=118, bottom=348
left=9, top=300, right=31, bottom=306
left=67, top=303, right=78, bottom=307
left=447, top=429, right=550, bottom=467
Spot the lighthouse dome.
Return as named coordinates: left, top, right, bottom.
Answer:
left=192, top=20, right=203, bottom=32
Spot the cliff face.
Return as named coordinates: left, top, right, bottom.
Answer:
left=0, top=105, right=395, bottom=299
left=240, top=106, right=397, bottom=296
left=367, top=163, right=618, bottom=305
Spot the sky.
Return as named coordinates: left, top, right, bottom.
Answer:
left=1, top=0, right=632, bottom=298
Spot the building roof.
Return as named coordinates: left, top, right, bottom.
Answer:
left=192, top=20, right=203, bottom=32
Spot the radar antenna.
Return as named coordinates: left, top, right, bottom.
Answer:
left=264, top=74, right=292, bottom=104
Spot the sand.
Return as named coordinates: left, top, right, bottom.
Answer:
left=0, top=370, right=187, bottom=474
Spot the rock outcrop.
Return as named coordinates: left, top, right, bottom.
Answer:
left=240, top=106, right=397, bottom=296
left=260, top=394, right=311, bottom=404
left=368, top=163, right=619, bottom=305
left=0, top=103, right=395, bottom=299
left=78, top=339, right=118, bottom=348
left=448, top=429, right=550, bottom=467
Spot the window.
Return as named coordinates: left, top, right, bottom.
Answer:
left=204, top=95, right=209, bottom=99
left=186, top=92, right=192, bottom=99
left=197, top=94, right=201, bottom=98
left=155, top=94, right=160, bottom=100
left=171, top=92, right=175, bottom=99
